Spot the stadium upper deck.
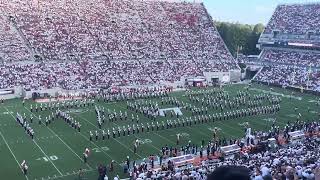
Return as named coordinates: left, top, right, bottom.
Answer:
left=253, top=3, right=320, bottom=93
left=258, top=3, right=320, bottom=46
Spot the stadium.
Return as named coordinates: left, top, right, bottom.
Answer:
left=0, top=0, right=319, bottom=179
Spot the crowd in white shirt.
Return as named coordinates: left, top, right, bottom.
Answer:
left=260, top=49, right=320, bottom=68
left=264, top=4, right=320, bottom=35
left=128, top=121, right=320, bottom=180
left=0, top=0, right=236, bottom=64
left=254, top=48, right=320, bottom=92
left=0, top=0, right=239, bottom=90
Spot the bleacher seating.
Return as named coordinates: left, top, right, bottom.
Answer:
left=0, top=0, right=235, bottom=62
left=254, top=64, right=320, bottom=92
left=0, top=13, right=31, bottom=62
left=0, top=0, right=239, bottom=90
left=260, top=48, right=320, bottom=68
left=264, top=4, right=320, bottom=35
left=254, top=3, right=320, bottom=93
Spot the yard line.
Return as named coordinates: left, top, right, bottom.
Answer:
left=3, top=106, right=63, bottom=176
left=0, top=130, right=29, bottom=180
left=50, top=168, right=95, bottom=180
left=24, top=107, right=93, bottom=170
left=200, top=123, right=237, bottom=138
left=185, top=126, right=211, bottom=138
left=108, top=117, right=160, bottom=152
left=33, top=140, right=63, bottom=175
left=22, top=107, right=121, bottom=169
left=215, top=121, right=243, bottom=134
left=47, top=128, right=93, bottom=170
left=111, top=102, right=242, bottom=140
left=76, top=130, right=124, bottom=170
left=105, top=103, right=174, bottom=149
left=152, top=132, right=176, bottom=144
left=73, top=113, right=143, bottom=158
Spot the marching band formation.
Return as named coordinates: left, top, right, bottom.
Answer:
left=16, top=113, right=34, bottom=139
left=14, top=86, right=318, bottom=180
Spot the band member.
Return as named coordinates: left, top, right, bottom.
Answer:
left=20, top=160, right=28, bottom=175
left=176, top=134, right=180, bottom=145
left=83, top=148, right=90, bottom=163
left=89, top=131, right=93, bottom=141
left=38, top=115, right=42, bottom=125
left=102, top=130, right=106, bottom=140
left=133, top=139, right=139, bottom=154
left=110, top=160, right=114, bottom=172
left=95, top=130, right=99, bottom=140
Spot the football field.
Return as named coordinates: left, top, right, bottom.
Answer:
left=0, top=84, right=319, bottom=180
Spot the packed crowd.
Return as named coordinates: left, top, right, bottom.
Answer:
left=264, top=3, right=320, bottom=35
left=125, top=120, right=320, bottom=180
left=0, top=0, right=236, bottom=64
left=0, top=0, right=240, bottom=91
left=253, top=47, right=320, bottom=92
left=260, top=49, right=320, bottom=68
left=254, top=64, right=320, bottom=92
left=254, top=3, right=320, bottom=93
left=0, top=13, right=31, bottom=62
left=0, top=58, right=238, bottom=90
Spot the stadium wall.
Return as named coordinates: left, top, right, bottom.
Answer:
left=24, top=88, right=62, bottom=99
left=203, top=70, right=241, bottom=83
left=0, top=86, right=23, bottom=100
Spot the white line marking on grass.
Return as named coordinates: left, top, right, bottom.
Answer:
left=0, top=130, right=29, bottom=180
left=153, top=132, right=176, bottom=144
left=49, top=168, right=95, bottom=180
left=74, top=113, right=143, bottom=158
left=33, top=140, right=63, bottom=176
left=76, top=130, right=123, bottom=169
left=47, top=128, right=93, bottom=170
left=215, top=121, right=243, bottom=135
left=109, top=118, right=160, bottom=152
left=24, top=107, right=93, bottom=170
left=110, top=103, right=172, bottom=150
left=185, top=126, right=212, bottom=138
left=252, top=115, right=286, bottom=126
left=3, top=106, right=63, bottom=176
left=87, top=107, right=180, bottom=144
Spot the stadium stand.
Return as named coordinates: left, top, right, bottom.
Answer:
left=253, top=3, right=320, bottom=93
left=255, top=64, right=320, bottom=92
left=129, top=121, right=320, bottom=179
left=260, top=48, right=320, bottom=68
left=0, top=13, right=32, bottom=62
left=259, top=3, right=320, bottom=45
left=264, top=4, right=320, bottom=35
left=0, top=0, right=238, bottom=90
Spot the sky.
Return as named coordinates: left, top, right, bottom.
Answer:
left=202, top=0, right=320, bottom=25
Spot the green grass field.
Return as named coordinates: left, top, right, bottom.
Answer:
left=0, top=84, right=319, bottom=180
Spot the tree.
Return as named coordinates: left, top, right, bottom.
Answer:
left=215, top=21, right=265, bottom=57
